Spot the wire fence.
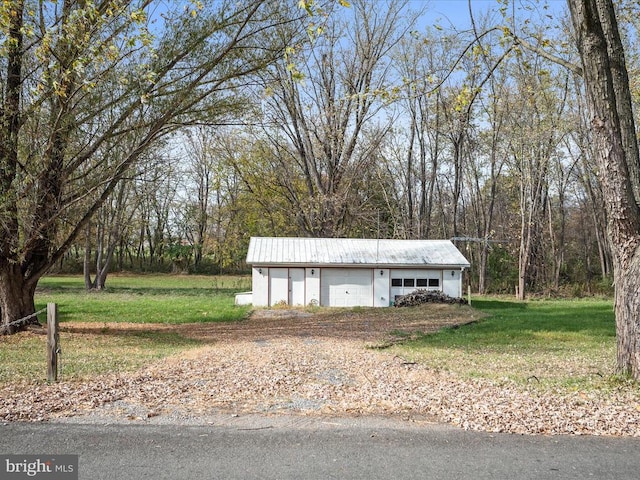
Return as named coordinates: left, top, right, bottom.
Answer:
left=1, top=304, right=60, bottom=382
left=1, top=307, right=47, bottom=332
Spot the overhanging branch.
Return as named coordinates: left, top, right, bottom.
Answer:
left=510, top=32, right=583, bottom=77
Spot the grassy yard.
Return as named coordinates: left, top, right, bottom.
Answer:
left=0, top=274, right=252, bottom=383
left=0, top=277, right=631, bottom=396
left=392, top=296, right=623, bottom=391
left=36, top=274, right=252, bottom=324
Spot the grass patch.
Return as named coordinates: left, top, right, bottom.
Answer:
left=393, top=297, right=623, bottom=390
left=0, top=328, right=202, bottom=383
left=0, top=274, right=251, bottom=384
left=38, top=273, right=251, bottom=293
left=36, top=274, right=252, bottom=324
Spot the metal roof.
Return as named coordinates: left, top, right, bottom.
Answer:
left=246, top=237, right=470, bottom=268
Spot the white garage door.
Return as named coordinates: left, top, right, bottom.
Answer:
left=320, top=269, right=373, bottom=307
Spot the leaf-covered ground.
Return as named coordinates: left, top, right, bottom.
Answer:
left=1, top=306, right=639, bottom=436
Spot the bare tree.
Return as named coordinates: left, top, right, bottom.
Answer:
left=177, top=127, right=247, bottom=273
left=133, top=152, right=180, bottom=271
left=258, top=0, right=412, bottom=237
left=464, top=71, right=510, bottom=294
left=181, top=127, right=216, bottom=270
left=392, top=28, right=451, bottom=239
left=502, top=51, right=569, bottom=300
left=83, top=179, right=138, bottom=290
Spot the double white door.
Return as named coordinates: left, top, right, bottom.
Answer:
left=269, top=268, right=305, bottom=306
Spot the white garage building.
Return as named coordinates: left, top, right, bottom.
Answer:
left=245, top=237, right=470, bottom=307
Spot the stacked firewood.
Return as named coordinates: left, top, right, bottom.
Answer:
left=394, top=289, right=467, bottom=307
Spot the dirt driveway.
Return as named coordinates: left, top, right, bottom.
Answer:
left=2, top=305, right=640, bottom=436
left=175, top=303, right=478, bottom=343
left=59, top=303, right=478, bottom=344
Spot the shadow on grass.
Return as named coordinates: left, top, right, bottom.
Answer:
left=471, top=298, right=528, bottom=311
left=101, top=287, right=244, bottom=296
left=38, top=285, right=242, bottom=297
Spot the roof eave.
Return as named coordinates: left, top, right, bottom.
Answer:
left=248, top=262, right=470, bottom=269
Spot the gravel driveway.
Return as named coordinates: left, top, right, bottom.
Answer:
left=2, top=306, right=639, bottom=436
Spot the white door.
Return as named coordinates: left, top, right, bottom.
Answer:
left=269, top=268, right=289, bottom=305
left=289, top=268, right=305, bottom=306
left=320, top=269, right=373, bottom=307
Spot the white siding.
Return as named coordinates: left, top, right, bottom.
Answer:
left=442, top=269, right=462, bottom=298
left=252, top=267, right=269, bottom=306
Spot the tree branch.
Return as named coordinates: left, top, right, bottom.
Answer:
left=510, top=32, right=583, bottom=77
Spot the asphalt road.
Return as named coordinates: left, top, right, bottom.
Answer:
left=2, top=416, right=639, bottom=480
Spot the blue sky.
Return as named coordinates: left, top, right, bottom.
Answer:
left=415, top=0, right=568, bottom=31
left=420, top=0, right=501, bottom=27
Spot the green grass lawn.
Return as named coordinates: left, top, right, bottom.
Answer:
left=393, top=296, right=623, bottom=391
left=36, top=274, right=252, bottom=324
left=0, top=274, right=252, bottom=383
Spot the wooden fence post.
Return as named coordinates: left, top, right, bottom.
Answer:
left=47, top=303, right=59, bottom=383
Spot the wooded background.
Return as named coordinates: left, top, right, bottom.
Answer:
left=10, top=0, right=635, bottom=298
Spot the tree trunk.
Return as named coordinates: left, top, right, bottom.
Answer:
left=517, top=226, right=530, bottom=301
left=568, top=0, right=640, bottom=379
left=404, top=111, right=416, bottom=237
left=83, top=223, right=93, bottom=290
left=0, top=264, right=37, bottom=334
left=94, top=242, right=117, bottom=290
left=478, top=243, right=489, bottom=295
left=0, top=1, right=30, bottom=334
